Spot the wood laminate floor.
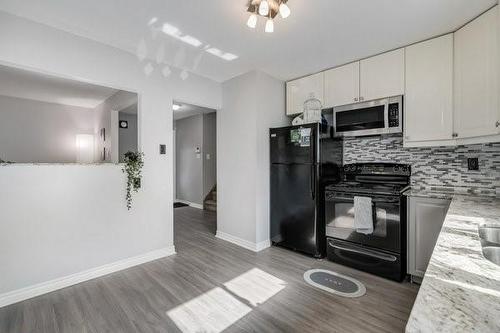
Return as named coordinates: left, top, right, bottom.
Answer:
left=0, top=207, right=419, bottom=333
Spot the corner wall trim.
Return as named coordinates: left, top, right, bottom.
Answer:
left=175, top=199, right=203, bottom=210
left=216, top=231, right=271, bottom=252
left=0, top=246, right=176, bottom=308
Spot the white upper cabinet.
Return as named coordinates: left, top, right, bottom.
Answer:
left=405, top=34, right=454, bottom=144
left=286, top=72, right=324, bottom=115
left=454, top=6, right=499, bottom=139
left=324, top=62, right=360, bottom=107
left=360, top=49, right=405, bottom=102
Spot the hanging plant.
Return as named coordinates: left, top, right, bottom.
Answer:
left=122, top=151, right=144, bottom=210
left=0, top=156, right=12, bottom=165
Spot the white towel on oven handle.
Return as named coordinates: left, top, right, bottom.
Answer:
left=354, top=196, right=374, bottom=235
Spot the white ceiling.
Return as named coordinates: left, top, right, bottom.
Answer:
left=0, top=0, right=497, bottom=82
left=173, top=101, right=216, bottom=121
left=0, top=64, right=119, bottom=108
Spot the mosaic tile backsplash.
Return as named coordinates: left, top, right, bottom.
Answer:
left=342, top=135, right=500, bottom=196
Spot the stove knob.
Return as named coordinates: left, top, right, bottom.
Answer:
left=401, top=166, right=408, bottom=174
left=393, top=165, right=400, bottom=173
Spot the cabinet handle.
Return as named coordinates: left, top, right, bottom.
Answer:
left=354, top=98, right=358, bottom=102
left=496, top=121, right=500, bottom=128
left=452, top=133, right=458, bottom=138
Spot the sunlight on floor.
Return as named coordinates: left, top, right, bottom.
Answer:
left=167, top=268, right=287, bottom=333
left=167, top=287, right=251, bottom=333
left=224, top=268, right=287, bottom=306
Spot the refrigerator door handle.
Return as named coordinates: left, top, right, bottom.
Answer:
left=310, top=165, right=316, bottom=200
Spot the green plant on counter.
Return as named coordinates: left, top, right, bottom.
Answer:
left=122, top=151, right=144, bottom=210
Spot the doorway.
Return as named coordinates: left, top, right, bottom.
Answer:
left=172, top=101, right=217, bottom=213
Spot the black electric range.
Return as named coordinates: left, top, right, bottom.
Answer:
left=324, top=163, right=411, bottom=281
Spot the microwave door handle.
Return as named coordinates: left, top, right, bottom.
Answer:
left=384, top=101, right=390, bottom=130
left=329, top=241, right=397, bottom=262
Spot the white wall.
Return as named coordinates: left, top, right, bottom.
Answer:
left=0, top=94, right=95, bottom=163
left=217, top=71, right=289, bottom=250
left=175, top=114, right=203, bottom=205
left=118, top=110, right=138, bottom=162
left=93, top=90, right=137, bottom=163
left=255, top=72, right=289, bottom=244
left=0, top=11, right=221, bottom=302
left=218, top=72, right=258, bottom=244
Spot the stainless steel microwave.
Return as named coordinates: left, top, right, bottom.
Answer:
left=333, top=95, right=403, bottom=137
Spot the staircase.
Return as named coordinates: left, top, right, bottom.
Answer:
left=203, top=185, right=217, bottom=212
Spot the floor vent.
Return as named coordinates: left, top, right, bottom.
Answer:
left=304, top=269, right=366, bottom=298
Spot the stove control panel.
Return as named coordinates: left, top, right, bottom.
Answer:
left=343, top=163, right=411, bottom=176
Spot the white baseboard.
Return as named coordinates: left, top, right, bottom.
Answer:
left=175, top=199, right=203, bottom=209
left=216, top=231, right=270, bottom=252
left=0, top=246, right=176, bottom=308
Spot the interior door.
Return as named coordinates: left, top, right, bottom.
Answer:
left=270, top=163, right=318, bottom=255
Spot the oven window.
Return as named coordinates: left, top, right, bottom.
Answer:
left=335, top=105, right=385, bottom=132
left=328, top=202, right=387, bottom=237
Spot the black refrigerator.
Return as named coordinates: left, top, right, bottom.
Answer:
left=270, top=122, right=343, bottom=257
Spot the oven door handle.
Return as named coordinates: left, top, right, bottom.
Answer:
left=329, top=241, right=397, bottom=262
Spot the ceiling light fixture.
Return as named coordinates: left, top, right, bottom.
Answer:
left=258, top=1, right=269, bottom=16
left=247, top=0, right=290, bottom=33
left=173, top=104, right=181, bottom=111
left=265, top=18, right=274, bottom=33
left=279, top=2, right=291, bottom=19
left=247, top=13, right=258, bottom=29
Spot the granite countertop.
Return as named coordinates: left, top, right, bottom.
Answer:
left=406, top=195, right=500, bottom=332
left=403, top=188, right=455, bottom=200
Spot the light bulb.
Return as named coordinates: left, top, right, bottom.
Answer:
left=265, top=18, right=274, bottom=33
left=279, top=3, right=290, bottom=19
left=247, top=13, right=257, bottom=28
left=259, top=1, right=269, bottom=16
left=173, top=104, right=181, bottom=111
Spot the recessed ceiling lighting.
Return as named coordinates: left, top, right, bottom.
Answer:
left=173, top=104, right=181, bottom=111
left=205, top=47, right=239, bottom=61
left=148, top=17, right=158, bottom=26
left=161, top=23, right=202, bottom=48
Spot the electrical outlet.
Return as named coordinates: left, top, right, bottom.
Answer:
left=467, top=158, right=479, bottom=171
left=159, top=144, right=166, bottom=155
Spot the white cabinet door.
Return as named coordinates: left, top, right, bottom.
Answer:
left=286, top=72, right=324, bottom=115
left=408, top=197, right=451, bottom=279
left=405, top=34, right=454, bottom=143
left=454, top=6, right=499, bottom=139
left=360, top=49, right=405, bottom=102
left=324, top=62, right=360, bottom=107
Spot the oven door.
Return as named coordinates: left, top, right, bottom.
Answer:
left=325, top=191, right=401, bottom=253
